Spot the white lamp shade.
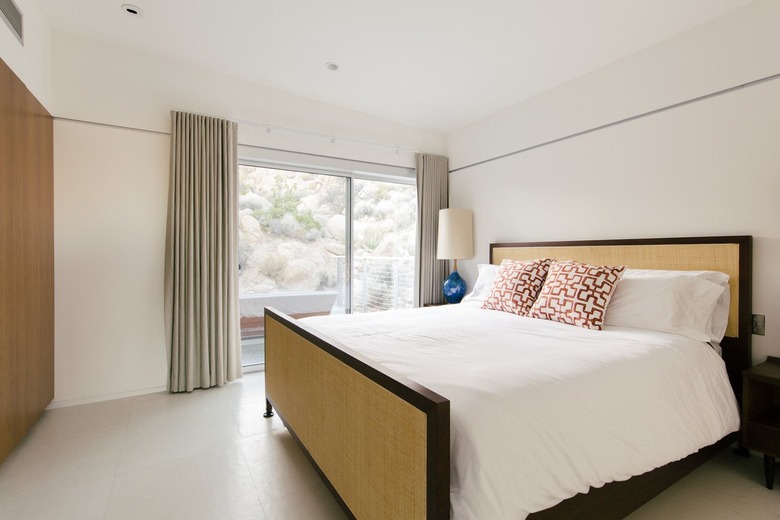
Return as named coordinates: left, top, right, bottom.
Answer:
left=436, top=208, right=473, bottom=260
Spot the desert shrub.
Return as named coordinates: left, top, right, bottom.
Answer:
left=360, top=225, right=384, bottom=252
left=251, top=177, right=322, bottom=240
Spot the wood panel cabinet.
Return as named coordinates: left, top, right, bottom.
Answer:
left=0, top=58, right=54, bottom=464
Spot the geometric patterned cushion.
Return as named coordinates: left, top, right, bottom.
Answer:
left=481, top=258, right=553, bottom=316
left=528, top=260, right=626, bottom=330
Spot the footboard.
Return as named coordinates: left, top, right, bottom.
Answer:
left=264, top=307, right=450, bottom=520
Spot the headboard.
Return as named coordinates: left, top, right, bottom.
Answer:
left=490, top=236, right=752, bottom=398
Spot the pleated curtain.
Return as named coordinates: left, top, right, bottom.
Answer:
left=414, top=153, right=449, bottom=307
left=165, top=111, right=242, bottom=392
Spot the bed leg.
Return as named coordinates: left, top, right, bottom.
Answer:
left=764, top=454, right=775, bottom=490
left=263, top=399, right=274, bottom=418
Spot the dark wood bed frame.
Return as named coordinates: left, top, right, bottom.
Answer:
left=264, top=235, right=752, bottom=519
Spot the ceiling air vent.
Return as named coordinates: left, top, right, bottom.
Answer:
left=0, top=0, right=23, bottom=45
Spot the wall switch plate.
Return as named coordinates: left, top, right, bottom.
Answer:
left=752, top=314, right=766, bottom=336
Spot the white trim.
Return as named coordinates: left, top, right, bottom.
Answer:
left=47, top=385, right=168, bottom=409
left=242, top=364, right=264, bottom=374
left=0, top=0, right=23, bottom=45
left=450, top=71, right=780, bottom=174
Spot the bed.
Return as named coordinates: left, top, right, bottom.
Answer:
left=263, top=236, right=752, bottom=519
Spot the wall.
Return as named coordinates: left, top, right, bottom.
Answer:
left=0, top=0, right=51, bottom=109
left=50, top=31, right=446, bottom=406
left=53, top=121, right=169, bottom=405
left=447, top=0, right=780, bottom=364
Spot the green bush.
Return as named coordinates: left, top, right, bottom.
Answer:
left=251, top=178, right=321, bottom=239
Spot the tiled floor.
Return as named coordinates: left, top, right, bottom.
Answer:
left=1, top=372, right=778, bottom=520
left=0, top=373, right=343, bottom=520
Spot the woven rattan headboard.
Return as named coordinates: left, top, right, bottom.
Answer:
left=489, top=236, right=752, bottom=395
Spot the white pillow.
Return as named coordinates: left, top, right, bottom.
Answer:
left=625, top=269, right=731, bottom=341
left=461, top=264, right=500, bottom=303
left=605, top=269, right=729, bottom=342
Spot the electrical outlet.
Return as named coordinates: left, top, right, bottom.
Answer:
left=752, top=314, right=766, bottom=336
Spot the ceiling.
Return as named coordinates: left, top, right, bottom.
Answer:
left=37, top=0, right=758, bottom=134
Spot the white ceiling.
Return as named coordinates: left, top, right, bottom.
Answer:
left=37, top=0, right=758, bottom=134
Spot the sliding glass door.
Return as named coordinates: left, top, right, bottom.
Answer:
left=237, top=164, right=416, bottom=367
left=351, top=178, right=416, bottom=312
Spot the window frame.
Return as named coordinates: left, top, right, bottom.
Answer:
left=237, top=152, right=416, bottom=316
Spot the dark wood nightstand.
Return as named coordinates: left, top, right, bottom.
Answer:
left=742, top=356, right=780, bottom=489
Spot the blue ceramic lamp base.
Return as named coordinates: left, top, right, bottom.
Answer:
left=443, top=270, right=467, bottom=304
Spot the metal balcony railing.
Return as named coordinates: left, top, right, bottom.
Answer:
left=334, top=256, right=414, bottom=314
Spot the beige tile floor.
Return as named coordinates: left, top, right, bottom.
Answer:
left=0, top=371, right=778, bottom=520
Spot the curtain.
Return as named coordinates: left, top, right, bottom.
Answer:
left=165, top=111, right=242, bottom=392
left=414, top=153, right=449, bottom=307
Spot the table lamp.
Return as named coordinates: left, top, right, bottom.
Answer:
left=436, top=208, right=473, bottom=303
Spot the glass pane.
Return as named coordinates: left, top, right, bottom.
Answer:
left=351, top=178, right=417, bottom=313
left=238, top=166, right=347, bottom=366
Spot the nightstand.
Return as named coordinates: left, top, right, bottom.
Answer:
left=742, top=356, right=780, bottom=490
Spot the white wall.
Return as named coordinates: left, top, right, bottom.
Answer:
left=54, top=121, right=170, bottom=404
left=50, top=31, right=446, bottom=405
left=447, top=0, right=780, bottom=364
left=0, top=0, right=51, bottom=109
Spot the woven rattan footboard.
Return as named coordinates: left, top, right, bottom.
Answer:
left=264, top=307, right=450, bottom=520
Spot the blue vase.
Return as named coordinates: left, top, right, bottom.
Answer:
left=443, top=271, right=467, bottom=304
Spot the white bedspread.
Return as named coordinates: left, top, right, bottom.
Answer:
left=303, top=303, right=740, bottom=519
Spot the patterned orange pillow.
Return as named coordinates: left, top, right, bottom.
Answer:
left=528, top=261, right=626, bottom=330
left=482, top=259, right=553, bottom=316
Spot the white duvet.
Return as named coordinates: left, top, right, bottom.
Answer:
left=303, top=303, right=740, bottom=519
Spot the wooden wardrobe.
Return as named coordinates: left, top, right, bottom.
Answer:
left=0, top=57, right=55, bottom=464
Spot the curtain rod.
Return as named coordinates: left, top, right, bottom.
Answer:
left=449, top=70, right=780, bottom=174
left=51, top=116, right=418, bottom=170
left=231, top=116, right=421, bottom=155
left=172, top=109, right=421, bottom=155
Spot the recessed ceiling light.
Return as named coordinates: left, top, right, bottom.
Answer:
left=121, top=4, right=143, bottom=16
left=324, top=62, right=339, bottom=71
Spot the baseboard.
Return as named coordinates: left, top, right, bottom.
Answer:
left=242, top=364, right=265, bottom=374
left=47, top=385, right=167, bottom=409
left=48, top=369, right=264, bottom=409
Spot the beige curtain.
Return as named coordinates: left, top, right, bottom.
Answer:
left=165, top=111, right=242, bottom=392
left=414, top=153, right=449, bottom=307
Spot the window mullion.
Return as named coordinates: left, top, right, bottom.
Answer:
left=345, top=177, right=353, bottom=314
